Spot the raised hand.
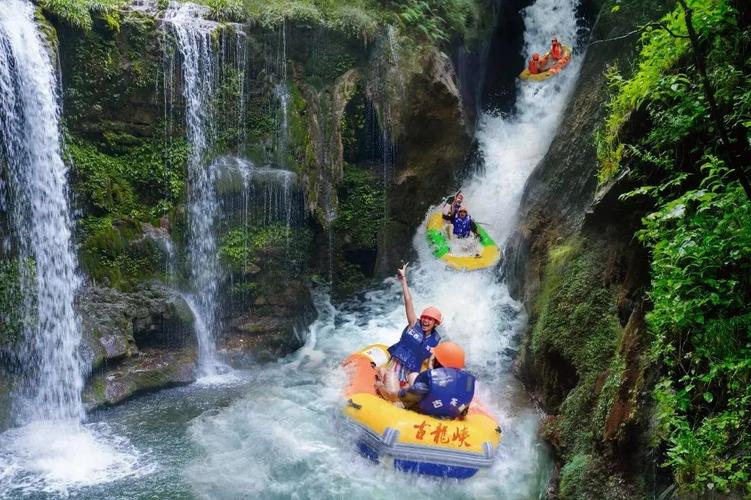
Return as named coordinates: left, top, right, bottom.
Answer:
left=397, top=263, right=408, bottom=281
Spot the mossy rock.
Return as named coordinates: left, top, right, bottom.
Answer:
left=529, top=237, right=624, bottom=452
left=0, top=259, right=31, bottom=351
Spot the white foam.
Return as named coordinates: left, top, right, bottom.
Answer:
left=0, top=422, right=154, bottom=497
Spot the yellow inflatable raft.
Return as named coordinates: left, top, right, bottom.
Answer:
left=426, top=212, right=501, bottom=271
left=519, top=45, right=573, bottom=81
left=342, top=344, right=501, bottom=479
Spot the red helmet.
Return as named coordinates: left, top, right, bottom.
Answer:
left=420, top=306, right=442, bottom=325
left=532, top=52, right=540, bottom=60
left=433, top=342, right=465, bottom=369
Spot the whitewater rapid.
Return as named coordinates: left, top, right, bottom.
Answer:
left=181, top=1, right=585, bottom=498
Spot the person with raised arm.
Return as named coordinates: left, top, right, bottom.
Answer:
left=375, top=264, right=442, bottom=401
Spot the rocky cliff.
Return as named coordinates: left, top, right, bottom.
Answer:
left=505, top=1, right=674, bottom=497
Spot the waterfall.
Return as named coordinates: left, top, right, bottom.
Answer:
left=164, top=2, right=224, bottom=377
left=0, top=2, right=150, bottom=494
left=236, top=30, right=248, bottom=149
left=214, top=156, right=302, bottom=230
left=274, top=20, right=290, bottom=168
left=0, top=0, right=83, bottom=424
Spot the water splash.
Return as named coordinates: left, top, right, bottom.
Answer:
left=0, top=422, right=154, bottom=497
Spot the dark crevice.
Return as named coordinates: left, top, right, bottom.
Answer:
left=481, top=0, right=535, bottom=114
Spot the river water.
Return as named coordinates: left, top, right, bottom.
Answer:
left=0, top=0, right=584, bottom=496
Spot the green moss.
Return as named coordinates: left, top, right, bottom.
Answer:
left=219, top=224, right=312, bottom=302
left=90, top=376, right=106, bottom=404
left=0, top=259, right=35, bottom=349
left=333, top=165, right=385, bottom=248
left=532, top=238, right=623, bottom=455
left=80, top=216, right=166, bottom=290
left=288, top=81, right=316, bottom=176
left=302, top=40, right=359, bottom=88
left=219, top=224, right=310, bottom=271
left=559, top=453, right=592, bottom=498
left=61, top=10, right=162, bottom=139
left=532, top=239, right=621, bottom=377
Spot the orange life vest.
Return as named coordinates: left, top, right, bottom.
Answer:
left=528, top=59, right=540, bottom=74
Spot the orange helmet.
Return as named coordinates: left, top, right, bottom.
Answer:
left=433, top=342, right=465, bottom=369
left=458, top=206, right=468, bottom=214
left=420, top=306, right=442, bottom=325
left=532, top=52, right=540, bottom=60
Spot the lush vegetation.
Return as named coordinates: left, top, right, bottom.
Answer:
left=333, top=166, right=384, bottom=249
left=68, top=138, right=187, bottom=289
left=40, top=0, right=488, bottom=45
left=38, top=0, right=124, bottom=30
left=601, top=0, right=751, bottom=494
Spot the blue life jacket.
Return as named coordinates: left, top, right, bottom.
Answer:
left=416, top=368, right=475, bottom=419
left=452, top=214, right=473, bottom=238
left=388, top=323, right=440, bottom=373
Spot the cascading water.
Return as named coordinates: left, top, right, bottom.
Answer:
left=274, top=21, right=290, bottom=168
left=213, top=155, right=303, bottom=231
left=0, top=0, right=82, bottom=426
left=178, top=0, right=585, bottom=497
left=165, top=2, right=226, bottom=377
left=0, top=2, right=149, bottom=495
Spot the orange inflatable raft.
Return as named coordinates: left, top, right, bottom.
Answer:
left=341, top=344, right=502, bottom=479
left=519, top=45, right=573, bottom=81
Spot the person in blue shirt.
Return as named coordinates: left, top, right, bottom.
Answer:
left=451, top=206, right=479, bottom=239
left=398, top=341, right=475, bottom=419
left=375, top=263, right=442, bottom=401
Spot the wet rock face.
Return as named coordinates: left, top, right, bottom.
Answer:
left=376, top=49, right=473, bottom=275
left=85, top=350, right=196, bottom=407
left=78, top=283, right=198, bottom=408
left=220, top=264, right=313, bottom=365
left=78, top=283, right=195, bottom=369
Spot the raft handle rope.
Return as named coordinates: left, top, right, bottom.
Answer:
left=347, top=399, right=362, bottom=410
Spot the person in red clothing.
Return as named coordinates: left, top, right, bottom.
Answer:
left=550, top=37, right=563, bottom=60
left=527, top=52, right=542, bottom=74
